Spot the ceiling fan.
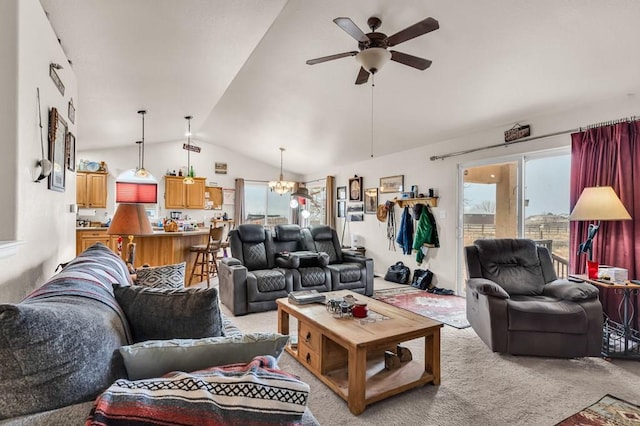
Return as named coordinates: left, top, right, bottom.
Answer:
left=306, top=16, right=439, bottom=84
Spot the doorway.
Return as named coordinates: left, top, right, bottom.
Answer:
left=457, top=149, right=571, bottom=294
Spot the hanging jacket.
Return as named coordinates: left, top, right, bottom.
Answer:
left=413, top=205, right=439, bottom=263
left=396, top=207, right=413, bottom=255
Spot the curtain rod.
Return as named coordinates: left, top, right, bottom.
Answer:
left=429, top=115, right=639, bottom=161
left=304, top=177, right=326, bottom=184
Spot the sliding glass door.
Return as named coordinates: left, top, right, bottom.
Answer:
left=457, top=148, right=570, bottom=294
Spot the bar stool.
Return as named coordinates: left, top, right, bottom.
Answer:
left=189, top=225, right=224, bottom=287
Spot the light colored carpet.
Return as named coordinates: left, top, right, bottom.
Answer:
left=207, top=277, right=640, bottom=426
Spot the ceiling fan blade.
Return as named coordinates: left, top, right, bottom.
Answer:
left=390, top=51, right=432, bottom=70
left=355, top=67, right=370, bottom=85
left=386, top=17, right=439, bottom=47
left=306, top=51, right=358, bottom=65
left=333, top=17, right=370, bottom=43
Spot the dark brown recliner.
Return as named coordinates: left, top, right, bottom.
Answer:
left=465, top=238, right=603, bottom=358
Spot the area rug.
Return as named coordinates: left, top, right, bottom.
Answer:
left=373, top=286, right=470, bottom=329
left=555, top=394, right=640, bottom=425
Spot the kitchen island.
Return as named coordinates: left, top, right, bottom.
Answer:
left=76, top=228, right=210, bottom=285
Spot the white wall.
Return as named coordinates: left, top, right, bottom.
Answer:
left=0, top=0, right=78, bottom=302
left=78, top=138, right=303, bottom=222
left=305, top=94, right=640, bottom=292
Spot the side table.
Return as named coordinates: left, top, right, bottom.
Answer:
left=569, top=274, right=640, bottom=359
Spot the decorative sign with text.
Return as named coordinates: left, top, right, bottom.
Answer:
left=504, top=124, right=531, bottom=142
left=183, top=143, right=201, bottom=153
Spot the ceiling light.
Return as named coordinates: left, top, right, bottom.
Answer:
left=356, top=47, right=391, bottom=74
left=268, top=147, right=295, bottom=195
left=115, top=109, right=157, bottom=203
left=301, top=209, right=311, bottom=219
left=183, top=115, right=194, bottom=185
left=290, top=199, right=299, bottom=209
left=134, top=110, right=153, bottom=178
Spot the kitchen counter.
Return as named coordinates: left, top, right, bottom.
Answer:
left=76, top=228, right=210, bottom=284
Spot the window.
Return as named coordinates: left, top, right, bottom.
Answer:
left=304, top=184, right=326, bottom=226
left=244, top=182, right=291, bottom=228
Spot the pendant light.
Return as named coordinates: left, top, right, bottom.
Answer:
left=115, top=109, right=158, bottom=203
left=268, top=147, right=295, bottom=195
left=183, top=115, right=194, bottom=185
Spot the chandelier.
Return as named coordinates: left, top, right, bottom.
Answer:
left=268, top=147, right=295, bottom=195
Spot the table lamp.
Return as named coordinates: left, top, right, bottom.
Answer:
left=107, top=203, right=154, bottom=269
left=569, top=186, right=631, bottom=278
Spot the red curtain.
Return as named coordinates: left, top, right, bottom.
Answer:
left=569, top=121, right=640, bottom=328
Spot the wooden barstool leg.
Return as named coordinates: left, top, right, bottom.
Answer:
left=204, top=251, right=210, bottom=288
left=189, top=251, right=201, bottom=286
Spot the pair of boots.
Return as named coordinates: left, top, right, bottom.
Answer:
left=426, top=287, right=455, bottom=295
left=384, top=345, right=413, bottom=370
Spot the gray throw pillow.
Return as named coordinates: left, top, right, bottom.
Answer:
left=113, top=285, right=223, bottom=342
left=135, top=262, right=186, bottom=288
left=119, top=332, right=290, bottom=380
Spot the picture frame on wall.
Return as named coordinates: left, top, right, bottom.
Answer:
left=337, top=186, right=347, bottom=200
left=364, top=188, right=378, bottom=214
left=48, top=107, right=67, bottom=192
left=65, top=131, right=76, bottom=172
left=379, top=175, right=404, bottom=193
left=68, top=98, right=75, bottom=124
left=337, top=201, right=346, bottom=217
left=348, top=176, right=363, bottom=201
left=347, top=203, right=364, bottom=221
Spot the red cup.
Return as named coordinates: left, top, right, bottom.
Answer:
left=587, top=260, right=599, bottom=280
left=352, top=302, right=368, bottom=318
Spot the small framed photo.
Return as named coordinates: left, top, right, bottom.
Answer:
left=380, top=175, right=404, bottom=193
left=347, top=203, right=364, bottom=221
left=337, top=186, right=346, bottom=200
left=48, top=107, right=67, bottom=192
left=348, top=176, right=363, bottom=201
left=65, top=131, right=76, bottom=171
left=49, top=64, right=65, bottom=96
left=68, top=99, right=75, bottom=124
left=337, top=201, right=346, bottom=218
left=223, top=188, right=235, bottom=205
left=364, top=188, right=378, bottom=214
left=215, top=162, right=227, bottom=174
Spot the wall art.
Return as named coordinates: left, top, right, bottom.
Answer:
left=380, top=175, right=404, bottom=193
left=348, top=176, right=362, bottom=201
left=48, top=107, right=67, bottom=192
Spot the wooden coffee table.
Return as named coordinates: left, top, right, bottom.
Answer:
left=277, top=290, right=442, bottom=415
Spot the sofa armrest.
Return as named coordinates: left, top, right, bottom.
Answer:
left=217, top=261, right=249, bottom=316
left=275, top=253, right=301, bottom=269
left=221, top=257, right=242, bottom=267
left=543, top=280, right=599, bottom=301
left=342, top=251, right=369, bottom=264
left=467, top=278, right=510, bottom=299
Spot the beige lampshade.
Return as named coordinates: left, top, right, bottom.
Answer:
left=569, top=186, right=632, bottom=221
left=107, top=203, right=154, bottom=236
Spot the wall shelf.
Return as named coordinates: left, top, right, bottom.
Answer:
left=393, top=197, right=439, bottom=208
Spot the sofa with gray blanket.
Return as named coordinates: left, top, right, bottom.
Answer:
left=0, top=243, right=317, bottom=425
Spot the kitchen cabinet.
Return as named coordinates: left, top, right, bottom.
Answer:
left=205, top=186, right=223, bottom=210
left=76, top=172, right=108, bottom=208
left=76, top=229, right=119, bottom=255
left=164, top=176, right=206, bottom=209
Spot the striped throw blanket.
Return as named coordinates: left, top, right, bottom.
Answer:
left=87, top=356, right=310, bottom=425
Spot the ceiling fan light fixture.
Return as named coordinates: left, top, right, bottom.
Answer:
left=268, top=147, right=296, bottom=195
left=356, top=47, right=391, bottom=74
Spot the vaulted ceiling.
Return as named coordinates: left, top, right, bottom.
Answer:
left=39, top=0, right=640, bottom=175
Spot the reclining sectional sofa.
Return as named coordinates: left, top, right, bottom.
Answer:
left=218, top=224, right=374, bottom=316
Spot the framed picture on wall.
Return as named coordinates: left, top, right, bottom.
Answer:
left=337, top=186, right=347, bottom=200
left=65, top=131, right=75, bottom=171
left=48, top=107, right=67, bottom=192
left=380, top=175, right=404, bottom=193
left=337, top=201, right=346, bottom=217
left=348, top=176, right=363, bottom=201
left=364, top=188, right=378, bottom=214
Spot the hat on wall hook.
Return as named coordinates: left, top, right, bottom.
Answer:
left=34, top=87, right=52, bottom=182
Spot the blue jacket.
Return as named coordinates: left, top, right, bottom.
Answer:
left=396, top=207, right=413, bottom=255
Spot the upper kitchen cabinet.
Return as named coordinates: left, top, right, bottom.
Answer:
left=76, top=171, right=108, bottom=208
left=164, top=176, right=206, bottom=209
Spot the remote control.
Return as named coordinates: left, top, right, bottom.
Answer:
left=630, top=279, right=640, bottom=285
left=567, top=276, right=584, bottom=283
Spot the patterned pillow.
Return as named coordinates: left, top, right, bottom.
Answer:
left=87, top=356, right=309, bottom=425
left=119, top=332, right=290, bottom=380
left=135, top=262, right=186, bottom=288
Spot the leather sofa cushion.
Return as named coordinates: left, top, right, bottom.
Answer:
left=328, top=263, right=362, bottom=282
left=475, top=239, right=546, bottom=296
left=275, top=224, right=302, bottom=242
left=237, top=224, right=267, bottom=243
left=507, top=295, right=588, bottom=334
left=252, top=270, right=287, bottom=292
left=244, top=242, right=269, bottom=271
left=300, top=267, right=328, bottom=287
left=309, top=225, right=333, bottom=241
